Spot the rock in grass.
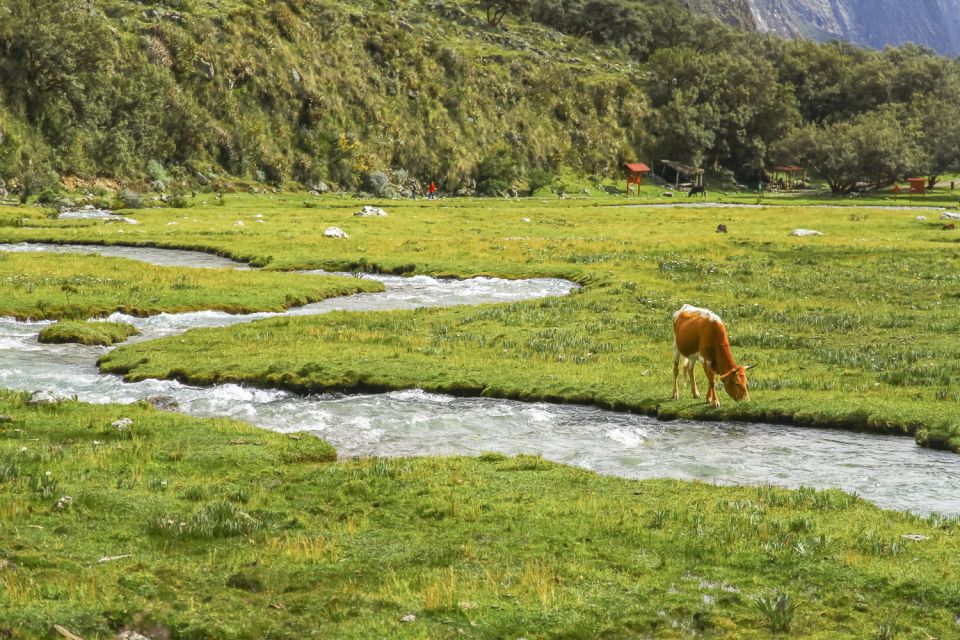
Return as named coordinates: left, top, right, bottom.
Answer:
left=112, top=417, right=133, bottom=432
left=0, top=415, right=13, bottom=423
left=941, top=212, right=960, bottom=220
left=116, top=631, right=151, bottom=640
left=38, top=320, right=140, bottom=347
left=324, top=226, right=349, bottom=239
left=399, top=614, right=416, bottom=623
left=28, top=390, right=63, bottom=406
left=790, top=228, right=823, bottom=237
left=144, top=395, right=180, bottom=412
left=354, top=205, right=387, bottom=217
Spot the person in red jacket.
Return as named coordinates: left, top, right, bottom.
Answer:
left=428, top=181, right=437, bottom=200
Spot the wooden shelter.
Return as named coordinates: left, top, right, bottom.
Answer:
left=655, top=160, right=704, bottom=191
left=768, top=165, right=807, bottom=190
left=907, top=177, right=926, bottom=195
left=624, top=162, right=651, bottom=196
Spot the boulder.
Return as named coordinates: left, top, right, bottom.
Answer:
left=144, top=395, right=180, bottom=412
left=940, top=212, right=960, bottom=220
left=354, top=205, right=387, bottom=217
left=324, top=227, right=349, bottom=239
left=27, top=391, right=61, bottom=406
left=790, top=229, right=823, bottom=237
left=112, top=417, right=133, bottom=432
left=916, top=215, right=927, bottom=221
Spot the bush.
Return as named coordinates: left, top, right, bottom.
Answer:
left=364, top=170, right=395, bottom=198
left=527, top=168, right=555, bottom=195
left=475, top=146, right=518, bottom=196
left=118, top=189, right=144, bottom=209
left=146, top=160, right=170, bottom=184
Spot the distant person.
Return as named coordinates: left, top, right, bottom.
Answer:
left=428, top=181, right=437, bottom=200
left=951, top=180, right=955, bottom=194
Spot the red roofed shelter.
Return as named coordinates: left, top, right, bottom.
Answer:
left=625, top=162, right=651, bottom=196
left=907, top=177, right=926, bottom=195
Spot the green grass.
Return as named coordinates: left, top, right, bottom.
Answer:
left=0, top=251, right=383, bottom=320
left=4, top=195, right=951, bottom=449
left=0, top=390, right=957, bottom=638
left=37, top=320, right=140, bottom=346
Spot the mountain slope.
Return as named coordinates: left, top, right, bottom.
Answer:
left=692, top=0, right=960, bottom=55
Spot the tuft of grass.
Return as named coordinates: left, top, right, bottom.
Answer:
left=38, top=320, right=140, bottom=346
left=754, top=590, right=798, bottom=633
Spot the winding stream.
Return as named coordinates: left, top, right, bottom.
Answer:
left=2, top=242, right=958, bottom=516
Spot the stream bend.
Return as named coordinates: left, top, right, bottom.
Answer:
left=1, top=242, right=957, bottom=516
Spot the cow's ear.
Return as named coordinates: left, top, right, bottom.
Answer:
left=744, top=364, right=757, bottom=370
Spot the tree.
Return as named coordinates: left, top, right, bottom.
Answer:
left=777, top=108, right=923, bottom=194
left=477, top=0, right=531, bottom=27
left=908, top=96, right=960, bottom=188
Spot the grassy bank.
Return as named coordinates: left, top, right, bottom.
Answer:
left=0, top=390, right=957, bottom=638
left=0, top=251, right=382, bottom=320
left=3, top=196, right=960, bottom=450
left=38, top=320, right=140, bottom=346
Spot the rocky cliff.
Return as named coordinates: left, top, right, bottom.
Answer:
left=690, top=0, right=960, bottom=55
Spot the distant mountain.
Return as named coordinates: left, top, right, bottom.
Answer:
left=687, top=0, right=960, bottom=55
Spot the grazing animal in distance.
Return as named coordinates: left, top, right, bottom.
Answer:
left=716, top=224, right=727, bottom=233
left=672, top=304, right=754, bottom=407
left=688, top=185, right=706, bottom=198
left=944, top=223, right=956, bottom=230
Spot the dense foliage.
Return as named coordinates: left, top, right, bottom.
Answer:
left=1, top=0, right=959, bottom=193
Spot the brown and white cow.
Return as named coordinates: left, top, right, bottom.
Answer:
left=672, top=304, right=754, bottom=407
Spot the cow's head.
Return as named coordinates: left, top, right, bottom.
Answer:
left=720, top=364, right=755, bottom=402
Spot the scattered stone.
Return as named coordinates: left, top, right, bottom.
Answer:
left=916, top=215, right=927, bottom=221
left=144, top=395, right=179, bottom=412
left=54, top=495, right=73, bottom=511
left=235, top=220, right=245, bottom=226
left=354, top=205, right=387, bottom=217
left=28, top=391, right=61, bottom=406
left=790, top=229, right=823, bottom=237
left=195, top=172, right=211, bottom=186
left=112, top=417, right=133, bottom=432
left=324, top=227, right=349, bottom=239
left=940, top=211, right=960, bottom=220
left=116, top=631, right=151, bottom=640
left=661, top=191, right=674, bottom=197
left=0, top=415, right=13, bottom=423
left=901, top=533, right=930, bottom=541
left=716, top=224, right=727, bottom=233
left=290, top=67, right=301, bottom=83
left=458, top=601, right=477, bottom=610
left=310, top=182, right=330, bottom=194
left=399, top=613, right=416, bottom=623
left=521, top=217, right=531, bottom=223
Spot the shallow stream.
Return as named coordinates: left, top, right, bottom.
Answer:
left=2, top=242, right=957, bottom=516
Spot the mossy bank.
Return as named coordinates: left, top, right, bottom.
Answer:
left=0, top=390, right=957, bottom=638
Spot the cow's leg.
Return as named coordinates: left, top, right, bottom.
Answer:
left=704, top=363, right=720, bottom=408
left=673, top=350, right=681, bottom=400
left=687, top=360, right=700, bottom=398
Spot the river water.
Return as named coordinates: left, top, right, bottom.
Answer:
left=2, top=242, right=957, bottom=516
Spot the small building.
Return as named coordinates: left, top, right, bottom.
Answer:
left=624, top=162, right=651, bottom=196
left=768, top=165, right=807, bottom=190
left=907, top=177, right=926, bottom=195
left=655, top=160, right=704, bottom=191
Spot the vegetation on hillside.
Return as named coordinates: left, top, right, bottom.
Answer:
left=1, top=389, right=957, bottom=638
left=1, top=0, right=959, bottom=196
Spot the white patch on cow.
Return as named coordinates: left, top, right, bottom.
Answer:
left=673, top=304, right=721, bottom=324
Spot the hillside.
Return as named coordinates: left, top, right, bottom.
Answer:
left=2, top=0, right=960, bottom=195
left=0, top=0, right=649, bottom=193
left=691, top=0, right=960, bottom=55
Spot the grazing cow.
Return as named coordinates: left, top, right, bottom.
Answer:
left=716, top=224, right=728, bottom=233
left=944, top=223, right=956, bottom=230
left=688, top=185, right=707, bottom=198
left=672, top=304, right=754, bottom=407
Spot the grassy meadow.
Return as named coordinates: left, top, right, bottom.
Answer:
left=0, top=250, right=382, bottom=320
left=3, top=195, right=955, bottom=449
left=0, top=390, right=957, bottom=638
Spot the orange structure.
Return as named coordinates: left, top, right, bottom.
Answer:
left=907, top=177, right=926, bottom=195
left=625, top=162, right=651, bottom=196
